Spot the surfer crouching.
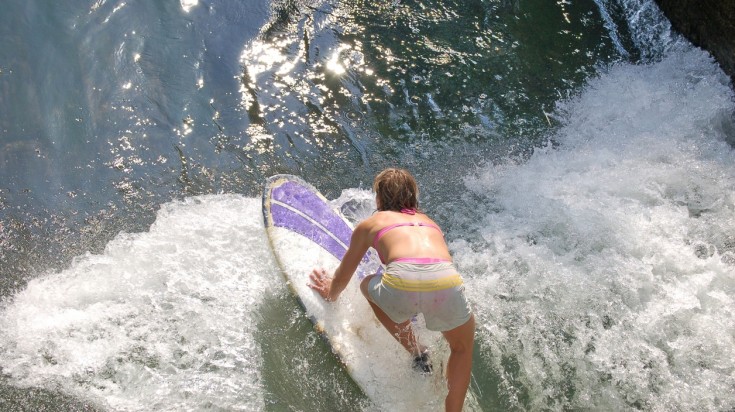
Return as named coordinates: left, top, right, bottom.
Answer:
left=309, top=168, right=475, bottom=412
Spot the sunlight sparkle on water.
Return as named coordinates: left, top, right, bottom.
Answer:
left=240, top=40, right=288, bottom=81
left=325, top=46, right=345, bottom=75
left=181, top=0, right=198, bottom=13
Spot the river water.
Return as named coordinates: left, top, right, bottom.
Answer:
left=0, top=0, right=733, bottom=411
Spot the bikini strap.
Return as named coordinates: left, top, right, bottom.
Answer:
left=373, top=223, right=411, bottom=249
left=372, top=222, right=443, bottom=250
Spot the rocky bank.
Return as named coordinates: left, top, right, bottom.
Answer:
left=654, top=0, right=735, bottom=87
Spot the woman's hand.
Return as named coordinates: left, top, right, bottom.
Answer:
left=308, top=268, right=334, bottom=301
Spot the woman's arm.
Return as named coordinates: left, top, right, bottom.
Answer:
left=309, top=220, right=372, bottom=301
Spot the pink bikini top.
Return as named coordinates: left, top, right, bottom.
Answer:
left=372, top=208, right=447, bottom=264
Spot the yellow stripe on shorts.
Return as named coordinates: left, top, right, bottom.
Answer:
left=382, top=273, right=463, bottom=292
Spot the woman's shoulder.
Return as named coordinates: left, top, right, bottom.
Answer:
left=365, top=210, right=438, bottom=227
left=357, top=211, right=390, bottom=229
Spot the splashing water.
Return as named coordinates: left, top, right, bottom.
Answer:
left=453, top=47, right=735, bottom=410
left=0, top=196, right=280, bottom=411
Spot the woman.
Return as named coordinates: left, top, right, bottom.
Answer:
left=309, top=168, right=475, bottom=412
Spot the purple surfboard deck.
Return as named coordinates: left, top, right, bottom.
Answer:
left=263, top=175, right=380, bottom=279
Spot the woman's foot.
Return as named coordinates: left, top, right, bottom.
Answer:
left=412, top=350, right=433, bottom=374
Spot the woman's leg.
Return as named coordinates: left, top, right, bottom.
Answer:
left=360, top=275, right=424, bottom=356
left=441, top=314, right=475, bottom=412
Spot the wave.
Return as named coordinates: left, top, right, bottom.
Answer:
left=456, top=46, right=734, bottom=410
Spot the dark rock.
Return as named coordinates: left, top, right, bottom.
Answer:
left=654, top=0, right=735, bottom=87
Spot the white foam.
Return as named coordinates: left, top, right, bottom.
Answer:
left=0, top=195, right=280, bottom=411
left=454, top=47, right=735, bottom=410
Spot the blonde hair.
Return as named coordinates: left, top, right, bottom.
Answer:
left=373, top=168, right=419, bottom=212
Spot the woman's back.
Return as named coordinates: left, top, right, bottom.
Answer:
left=367, top=210, right=452, bottom=264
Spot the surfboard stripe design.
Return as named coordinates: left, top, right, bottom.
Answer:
left=270, top=179, right=352, bottom=258
left=264, top=175, right=381, bottom=278
left=270, top=201, right=348, bottom=260
left=270, top=199, right=349, bottom=249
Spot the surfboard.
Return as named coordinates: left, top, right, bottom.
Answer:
left=262, top=175, right=472, bottom=411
